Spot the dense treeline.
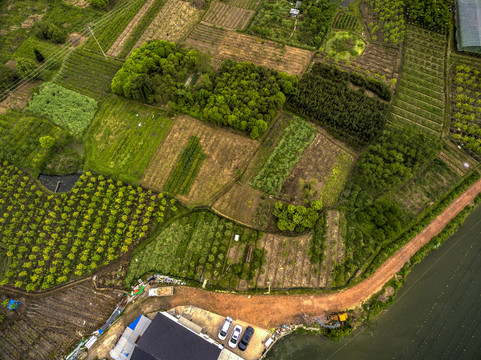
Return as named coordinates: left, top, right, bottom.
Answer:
left=404, top=0, right=451, bottom=33
left=273, top=200, right=322, bottom=232
left=355, top=125, right=442, bottom=193
left=112, top=40, right=296, bottom=138
left=289, top=63, right=390, bottom=147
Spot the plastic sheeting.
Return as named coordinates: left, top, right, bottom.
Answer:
left=457, top=0, right=481, bottom=54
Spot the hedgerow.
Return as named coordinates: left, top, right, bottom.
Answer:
left=27, top=83, right=98, bottom=136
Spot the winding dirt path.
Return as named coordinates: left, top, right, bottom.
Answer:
left=163, top=178, right=481, bottom=329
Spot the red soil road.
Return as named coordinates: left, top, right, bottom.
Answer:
left=165, top=178, right=481, bottom=329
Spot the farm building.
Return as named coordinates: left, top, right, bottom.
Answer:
left=456, top=0, right=481, bottom=54
left=111, top=312, right=244, bottom=360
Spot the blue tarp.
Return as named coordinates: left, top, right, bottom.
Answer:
left=129, top=315, right=142, bottom=330
left=7, top=300, right=20, bottom=310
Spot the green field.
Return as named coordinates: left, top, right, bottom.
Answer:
left=54, top=49, right=124, bottom=100
left=85, top=97, right=173, bottom=184
left=391, top=26, right=446, bottom=134
left=125, top=211, right=265, bottom=289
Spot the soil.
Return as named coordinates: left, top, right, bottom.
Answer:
left=202, top=1, right=254, bottom=30
left=0, top=80, right=41, bottom=114
left=68, top=32, right=87, bottom=47
left=141, top=115, right=258, bottom=206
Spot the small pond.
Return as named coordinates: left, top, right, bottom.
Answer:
left=38, top=173, right=82, bottom=193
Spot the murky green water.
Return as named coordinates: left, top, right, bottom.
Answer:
left=267, top=205, right=481, bottom=360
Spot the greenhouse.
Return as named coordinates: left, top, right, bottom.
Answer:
left=456, top=0, right=481, bottom=54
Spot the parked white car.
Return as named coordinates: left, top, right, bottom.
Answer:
left=218, top=317, right=233, bottom=341
left=228, top=325, right=243, bottom=348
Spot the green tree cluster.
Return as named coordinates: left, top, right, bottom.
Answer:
left=404, top=0, right=451, bottom=33
left=0, top=64, right=19, bottom=94
left=33, top=22, right=67, bottom=44
left=274, top=200, right=322, bottom=232
left=356, top=125, right=442, bottom=193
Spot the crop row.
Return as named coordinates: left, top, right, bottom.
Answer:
left=251, top=116, right=316, bottom=196
left=334, top=12, right=359, bottom=30
left=164, top=136, right=206, bottom=196
left=0, top=163, right=176, bottom=291
left=117, top=0, right=167, bottom=59
left=85, top=0, right=147, bottom=54
left=368, top=0, right=405, bottom=44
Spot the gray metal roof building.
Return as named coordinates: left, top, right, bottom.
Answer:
left=456, top=0, right=481, bottom=54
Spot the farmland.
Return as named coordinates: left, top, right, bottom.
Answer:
left=185, top=26, right=313, bottom=76
left=84, top=97, right=173, bottom=184
left=0, top=163, right=176, bottom=291
left=0, top=282, right=123, bottom=360
left=224, top=0, right=259, bottom=10
left=54, top=49, right=123, bottom=100
left=141, top=116, right=258, bottom=206
left=390, top=26, right=446, bottom=134
left=202, top=1, right=254, bottom=30
left=449, top=55, right=481, bottom=155
left=125, top=211, right=264, bottom=290
left=131, top=0, right=203, bottom=49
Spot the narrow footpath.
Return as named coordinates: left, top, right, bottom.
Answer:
left=161, top=178, right=481, bottom=329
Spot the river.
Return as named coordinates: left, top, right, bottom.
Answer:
left=266, top=205, right=481, bottom=360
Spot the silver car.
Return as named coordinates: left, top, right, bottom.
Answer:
left=218, top=317, right=233, bottom=341
left=228, top=325, right=243, bottom=348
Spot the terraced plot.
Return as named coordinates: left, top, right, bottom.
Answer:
left=132, top=0, right=203, bottom=50
left=185, top=25, right=313, bottom=76
left=141, top=116, right=259, bottom=206
left=54, top=49, right=123, bottom=100
left=390, top=26, right=446, bottom=134
left=202, top=1, right=254, bottom=30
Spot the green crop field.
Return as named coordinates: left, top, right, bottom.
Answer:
left=125, top=210, right=265, bottom=289
left=391, top=26, right=446, bottom=134
left=85, top=97, right=172, bottom=184
left=54, top=49, right=123, bottom=100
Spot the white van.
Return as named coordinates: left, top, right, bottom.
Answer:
left=217, top=317, right=233, bottom=341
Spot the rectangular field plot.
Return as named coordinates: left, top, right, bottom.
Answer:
left=85, top=97, right=173, bottom=184
left=54, top=49, right=123, bottom=100
left=132, top=0, right=203, bottom=50
left=256, top=233, right=326, bottom=289
left=281, top=129, right=356, bottom=206
left=141, top=116, right=259, bottom=206
left=202, top=1, right=254, bottom=30
left=185, top=25, right=313, bottom=76
left=390, top=26, right=446, bottom=134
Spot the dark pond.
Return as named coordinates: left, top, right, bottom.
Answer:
left=38, top=174, right=82, bottom=193
left=266, top=205, right=481, bottom=360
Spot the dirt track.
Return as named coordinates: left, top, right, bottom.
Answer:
left=164, top=179, right=481, bottom=328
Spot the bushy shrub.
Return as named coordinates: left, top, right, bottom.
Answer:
left=16, top=57, right=38, bottom=79
left=33, top=22, right=67, bottom=44
left=27, top=83, right=98, bottom=136
left=0, top=64, right=20, bottom=94
left=274, top=200, right=322, bottom=232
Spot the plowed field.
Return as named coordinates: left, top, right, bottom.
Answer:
left=132, top=0, right=202, bottom=51
left=202, top=1, right=254, bottom=30
left=185, top=25, right=313, bottom=76
left=141, top=116, right=258, bottom=206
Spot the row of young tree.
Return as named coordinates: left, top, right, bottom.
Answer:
left=289, top=63, right=390, bottom=147
left=112, top=40, right=297, bottom=138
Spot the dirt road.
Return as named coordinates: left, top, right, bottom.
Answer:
left=162, top=178, right=481, bottom=329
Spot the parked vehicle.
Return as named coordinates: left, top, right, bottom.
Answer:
left=238, top=326, right=254, bottom=351
left=218, top=317, right=233, bottom=341
left=228, top=325, right=243, bottom=348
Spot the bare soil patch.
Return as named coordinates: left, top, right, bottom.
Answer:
left=318, top=210, right=344, bottom=287
left=64, top=0, right=90, bottom=8
left=0, top=80, right=41, bottom=114
left=21, top=14, right=44, bottom=29
left=0, top=281, right=123, bottom=360
left=141, top=115, right=258, bottom=206
left=185, top=25, right=313, bottom=76
left=68, top=32, right=87, bottom=47
left=132, top=0, right=203, bottom=50
left=202, top=1, right=254, bottom=30
left=107, top=0, right=157, bottom=57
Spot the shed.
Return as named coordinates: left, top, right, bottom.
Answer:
left=456, top=0, right=481, bottom=54
left=290, top=8, right=300, bottom=17
left=110, top=315, right=152, bottom=360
